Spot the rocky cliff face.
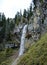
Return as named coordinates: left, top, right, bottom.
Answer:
left=13, top=0, right=47, bottom=43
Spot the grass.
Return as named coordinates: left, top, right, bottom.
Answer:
left=0, top=48, right=18, bottom=65
left=17, top=33, right=47, bottom=65
left=0, top=58, right=12, bottom=65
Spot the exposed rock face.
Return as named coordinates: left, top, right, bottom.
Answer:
left=27, top=0, right=47, bottom=41
left=12, top=0, right=47, bottom=42
left=28, top=24, right=33, bottom=32
left=44, top=17, right=47, bottom=25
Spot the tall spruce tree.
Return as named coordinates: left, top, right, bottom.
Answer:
left=0, top=13, right=6, bottom=43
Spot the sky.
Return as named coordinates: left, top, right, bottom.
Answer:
left=0, top=0, right=33, bottom=18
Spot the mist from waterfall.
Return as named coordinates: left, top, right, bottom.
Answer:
left=19, top=25, right=27, bottom=56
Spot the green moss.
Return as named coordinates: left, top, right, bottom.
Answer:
left=17, top=33, right=47, bottom=65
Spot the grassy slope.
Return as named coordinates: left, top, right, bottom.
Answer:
left=0, top=48, right=18, bottom=65
left=17, top=33, right=47, bottom=65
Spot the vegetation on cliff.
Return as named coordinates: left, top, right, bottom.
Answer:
left=17, top=33, right=47, bottom=65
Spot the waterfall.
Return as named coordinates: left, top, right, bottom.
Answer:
left=19, top=25, right=27, bottom=56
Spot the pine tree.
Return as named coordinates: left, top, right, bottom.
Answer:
left=0, top=13, right=6, bottom=43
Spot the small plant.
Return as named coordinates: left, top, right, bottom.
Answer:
left=5, top=48, right=13, bottom=57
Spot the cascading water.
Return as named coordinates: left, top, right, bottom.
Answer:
left=11, top=25, right=27, bottom=65
left=19, top=25, right=28, bottom=56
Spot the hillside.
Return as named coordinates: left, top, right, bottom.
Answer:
left=17, top=33, right=47, bottom=65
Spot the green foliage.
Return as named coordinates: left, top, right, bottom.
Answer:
left=5, top=48, right=13, bottom=57
left=15, top=11, right=22, bottom=25
left=17, top=33, right=47, bottom=65
left=33, top=0, right=36, bottom=8
left=0, top=59, right=12, bottom=65
left=0, top=51, right=6, bottom=64
left=0, top=48, right=17, bottom=65
left=23, top=8, right=33, bottom=21
left=5, top=18, right=15, bottom=41
left=23, top=9, right=27, bottom=18
left=27, top=9, right=33, bottom=21
left=0, top=13, right=6, bottom=43
left=10, top=21, right=15, bottom=31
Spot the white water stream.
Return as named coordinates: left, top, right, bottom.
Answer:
left=19, top=25, right=28, bottom=56
left=11, top=25, right=27, bottom=65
